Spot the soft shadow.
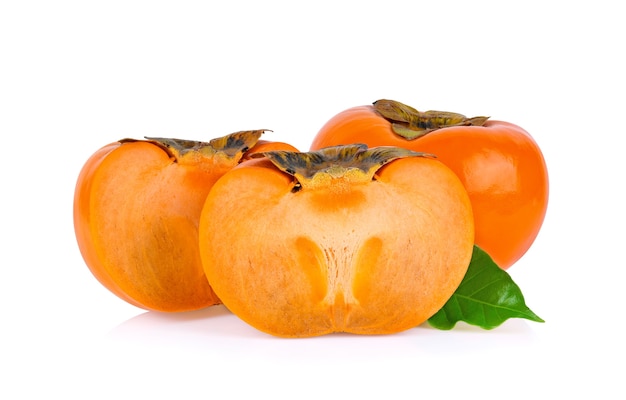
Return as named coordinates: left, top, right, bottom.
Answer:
left=407, top=318, right=543, bottom=356
left=105, top=306, right=543, bottom=358
left=417, top=318, right=539, bottom=334
left=107, top=304, right=268, bottom=342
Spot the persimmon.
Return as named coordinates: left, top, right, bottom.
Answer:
left=310, top=99, right=549, bottom=269
left=243, top=139, right=299, bottom=160
left=73, top=130, right=297, bottom=312
left=198, top=144, right=474, bottom=337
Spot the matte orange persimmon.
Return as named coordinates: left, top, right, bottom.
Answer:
left=310, top=100, right=549, bottom=269
left=73, top=130, right=297, bottom=312
left=198, top=144, right=474, bottom=337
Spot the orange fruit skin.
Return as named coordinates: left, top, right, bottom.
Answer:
left=199, top=156, right=474, bottom=337
left=310, top=105, right=549, bottom=269
left=73, top=138, right=298, bottom=312
left=73, top=141, right=223, bottom=311
left=73, top=142, right=146, bottom=309
left=243, top=140, right=299, bottom=160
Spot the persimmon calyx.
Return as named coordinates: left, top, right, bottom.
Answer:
left=257, top=144, right=434, bottom=190
left=373, top=99, right=489, bottom=140
left=141, top=129, right=269, bottom=164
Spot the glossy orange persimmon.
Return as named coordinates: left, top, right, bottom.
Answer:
left=199, top=144, right=474, bottom=337
left=310, top=100, right=549, bottom=269
left=74, top=130, right=297, bottom=312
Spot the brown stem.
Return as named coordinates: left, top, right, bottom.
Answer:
left=257, top=144, right=434, bottom=190
left=373, top=99, right=489, bottom=140
left=142, top=129, right=268, bottom=161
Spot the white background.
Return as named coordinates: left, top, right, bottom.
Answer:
left=2, top=1, right=624, bottom=398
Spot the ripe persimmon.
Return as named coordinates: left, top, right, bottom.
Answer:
left=310, top=99, right=549, bottom=269
left=73, top=130, right=297, bottom=312
left=198, top=144, right=474, bottom=337
left=243, top=139, right=299, bottom=161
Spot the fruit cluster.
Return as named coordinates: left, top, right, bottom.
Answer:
left=73, top=99, right=548, bottom=337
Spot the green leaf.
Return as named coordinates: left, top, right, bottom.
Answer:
left=428, top=245, right=544, bottom=330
